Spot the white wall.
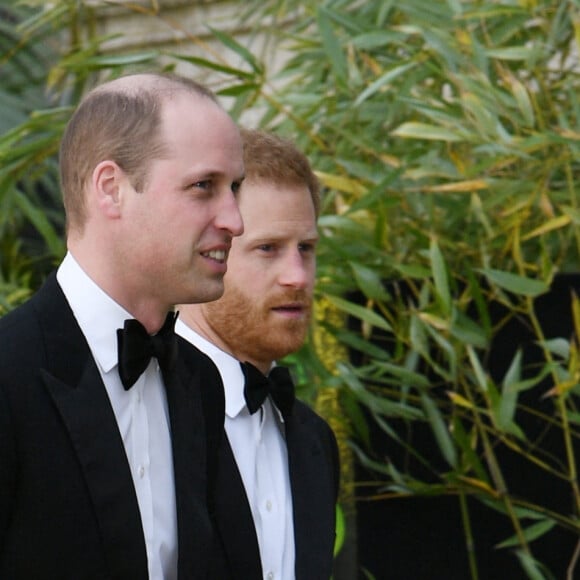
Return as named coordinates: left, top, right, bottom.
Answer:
left=89, top=0, right=295, bottom=123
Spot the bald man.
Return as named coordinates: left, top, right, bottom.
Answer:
left=0, top=73, right=244, bottom=579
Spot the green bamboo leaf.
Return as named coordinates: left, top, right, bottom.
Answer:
left=217, top=83, right=259, bottom=97
left=514, top=551, right=549, bottom=580
left=317, top=7, right=348, bottom=83
left=171, top=54, right=255, bottom=79
left=568, top=411, right=580, bottom=426
left=354, top=62, right=417, bottom=106
left=423, top=322, right=456, bottom=381
left=333, top=504, right=345, bottom=557
left=561, top=206, right=580, bottom=225
left=14, top=190, right=63, bottom=257
left=450, top=309, right=487, bottom=348
left=465, top=267, right=492, bottom=338
left=496, top=349, right=521, bottom=431
left=410, top=313, right=428, bottom=357
left=497, top=520, right=556, bottom=548
left=371, top=396, right=424, bottom=420
left=461, top=92, right=500, bottom=138
left=394, top=264, right=431, bottom=279
left=340, top=390, right=371, bottom=449
left=207, top=26, right=263, bottom=74
left=503, top=348, right=522, bottom=388
left=510, top=77, right=535, bottom=127
left=443, top=0, right=462, bottom=15
left=349, top=262, right=390, bottom=301
left=537, top=338, right=570, bottom=359
left=350, top=442, right=394, bottom=477
left=375, top=361, right=430, bottom=389
left=391, top=122, right=465, bottom=142
left=373, top=413, right=407, bottom=446
left=467, top=345, right=489, bottom=392
left=451, top=416, right=490, bottom=483
left=338, top=362, right=422, bottom=419
left=333, top=329, right=391, bottom=361
left=458, top=6, right=528, bottom=19
left=522, top=215, right=572, bottom=240
left=421, top=392, right=457, bottom=468
left=80, top=52, right=160, bottom=67
left=486, top=46, right=534, bottom=61
left=430, top=237, right=451, bottom=314
left=16, top=1, right=68, bottom=36
left=479, top=269, right=549, bottom=297
left=351, top=30, right=406, bottom=50
left=325, top=295, right=392, bottom=332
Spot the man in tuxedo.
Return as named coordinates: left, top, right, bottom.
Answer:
left=177, top=129, right=340, bottom=579
left=0, top=72, right=245, bottom=579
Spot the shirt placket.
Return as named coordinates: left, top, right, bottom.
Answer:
left=254, top=403, right=282, bottom=580
left=130, top=367, right=154, bottom=565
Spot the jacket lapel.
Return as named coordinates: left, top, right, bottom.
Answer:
left=214, top=436, right=263, bottom=578
left=36, top=274, right=148, bottom=578
left=286, top=403, right=337, bottom=580
left=43, top=366, right=148, bottom=578
left=165, top=357, right=212, bottom=580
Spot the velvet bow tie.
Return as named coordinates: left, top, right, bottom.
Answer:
left=241, top=361, right=295, bottom=419
left=117, top=311, right=178, bottom=390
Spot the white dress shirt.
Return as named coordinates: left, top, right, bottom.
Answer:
left=57, top=253, right=178, bottom=580
left=176, top=319, right=295, bottom=580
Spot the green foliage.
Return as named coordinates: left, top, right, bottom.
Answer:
left=0, top=0, right=164, bottom=303
left=225, top=0, right=580, bottom=576
left=1, top=0, right=579, bottom=576
left=0, top=0, right=62, bottom=299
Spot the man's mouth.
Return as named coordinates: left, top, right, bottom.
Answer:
left=272, top=303, right=306, bottom=314
left=202, top=249, right=227, bottom=263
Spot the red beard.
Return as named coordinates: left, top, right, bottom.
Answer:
left=203, top=286, right=312, bottom=365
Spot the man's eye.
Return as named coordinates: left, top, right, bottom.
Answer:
left=231, top=181, right=241, bottom=195
left=193, top=180, right=211, bottom=190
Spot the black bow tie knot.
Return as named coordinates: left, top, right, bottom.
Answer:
left=242, top=361, right=295, bottom=419
left=117, top=311, right=178, bottom=390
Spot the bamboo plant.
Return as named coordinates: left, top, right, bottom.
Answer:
left=1, top=0, right=579, bottom=577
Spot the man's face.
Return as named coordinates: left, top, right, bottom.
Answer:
left=201, top=178, right=318, bottom=367
left=119, top=93, right=245, bottom=309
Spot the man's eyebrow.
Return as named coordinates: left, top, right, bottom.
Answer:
left=248, top=233, right=320, bottom=244
left=182, top=169, right=245, bottom=182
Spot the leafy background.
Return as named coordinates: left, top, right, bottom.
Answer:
left=1, top=0, right=579, bottom=578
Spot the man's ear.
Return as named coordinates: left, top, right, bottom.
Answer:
left=92, top=160, right=126, bottom=219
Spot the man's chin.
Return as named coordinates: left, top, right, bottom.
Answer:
left=272, top=333, right=308, bottom=357
left=186, top=281, right=225, bottom=305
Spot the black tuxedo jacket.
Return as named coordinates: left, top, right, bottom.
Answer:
left=210, top=399, right=340, bottom=580
left=0, top=274, right=224, bottom=579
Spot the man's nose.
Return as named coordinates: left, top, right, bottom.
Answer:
left=216, top=192, right=244, bottom=237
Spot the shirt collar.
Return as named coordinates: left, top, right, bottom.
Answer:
left=175, top=319, right=247, bottom=419
left=56, top=252, right=132, bottom=374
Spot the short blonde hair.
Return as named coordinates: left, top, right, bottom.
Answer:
left=59, top=72, right=218, bottom=233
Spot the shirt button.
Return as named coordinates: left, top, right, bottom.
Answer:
left=138, top=465, right=145, bottom=478
left=266, top=500, right=272, bottom=512
left=266, top=573, right=274, bottom=580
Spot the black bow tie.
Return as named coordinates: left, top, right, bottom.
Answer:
left=117, top=311, right=178, bottom=390
left=242, top=361, right=295, bottom=419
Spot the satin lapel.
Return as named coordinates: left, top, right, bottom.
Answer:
left=36, top=275, right=148, bottom=578
left=166, top=355, right=212, bottom=579
left=285, top=403, right=336, bottom=579
left=42, top=366, right=147, bottom=578
left=214, top=435, right=263, bottom=578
